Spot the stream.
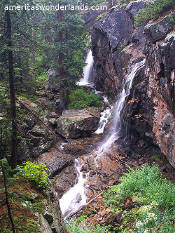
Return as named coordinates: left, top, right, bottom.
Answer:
left=59, top=50, right=145, bottom=218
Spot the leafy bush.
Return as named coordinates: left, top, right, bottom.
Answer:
left=135, top=0, right=175, bottom=26
left=68, top=89, right=102, bottom=109
left=104, top=164, right=175, bottom=232
left=16, top=161, right=50, bottom=189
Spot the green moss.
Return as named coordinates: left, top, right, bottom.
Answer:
left=95, top=12, right=107, bottom=22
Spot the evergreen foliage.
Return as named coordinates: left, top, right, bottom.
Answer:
left=135, top=0, right=175, bottom=26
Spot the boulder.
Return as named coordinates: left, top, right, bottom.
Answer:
left=37, top=149, right=73, bottom=177
left=57, top=109, right=99, bottom=139
left=30, top=125, right=46, bottom=137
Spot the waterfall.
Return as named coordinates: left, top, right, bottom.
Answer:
left=59, top=54, right=145, bottom=218
left=59, top=50, right=94, bottom=218
left=77, top=50, right=94, bottom=87
left=96, top=59, right=145, bottom=155
left=59, top=159, right=88, bottom=218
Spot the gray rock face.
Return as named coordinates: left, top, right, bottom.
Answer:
left=40, top=188, right=67, bottom=233
left=126, top=1, right=147, bottom=19
left=95, top=8, right=133, bottom=49
left=92, top=1, right=175, bottom=167
left=57, top=109, right=99, bottom=139
left=37, top=151, right=73, bottom=177
left=91, top=2, right=147, bottom=97
left=144, top=13, right=175, bottom=43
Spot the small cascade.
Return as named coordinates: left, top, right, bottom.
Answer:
left=95, top=96, right=112, bottom=135
left=77, top=50, right=94, bottom=87
left=96, top=59, right=145, bottom=155
left=59, top=142, right=67, bottom=151
left=59, top=159, right=87, bottom=218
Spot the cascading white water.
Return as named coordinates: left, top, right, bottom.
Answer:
left=59, top=53, right=145, bottom=218
left=95, top=96, right=112, bottom=135
left=96, top=59, right=145, bottom=155
left=59, top=142, right=67, bottom=151
left=59, top=159, right=87, bottom=218
left=77, top=50, right=94, bottom=87
left=59, top=50, right=94, bottom=218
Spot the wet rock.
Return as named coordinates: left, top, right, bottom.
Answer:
left=91, top=4, right=146, bottom=97
left=64, top=143, right=87, bottom=157
left=82, top=5, right=107, bottom=26
left=37, top=149, right=73, bottom=177
left=126, top=1, right=146, bottom=19
left=144, top=12, right=175, bottom=43
left=54, top=165, right=77, bottom=198
left=96, top=8, right=133, bottom=49
left=57, top=109, right=99, bottom=139
left=30, top=125, right=46, bottom=137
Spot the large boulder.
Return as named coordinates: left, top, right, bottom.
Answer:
left=57, top=109, right=99, bottom=139
left=37, top=148, right=73, bottom=177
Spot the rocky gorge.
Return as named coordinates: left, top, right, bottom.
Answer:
left=5, top=0, right=175, bottom=231
left=91, top=1, right=175, bottom=168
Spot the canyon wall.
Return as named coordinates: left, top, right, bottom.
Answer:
left=91, top=1, right=175, bottom=167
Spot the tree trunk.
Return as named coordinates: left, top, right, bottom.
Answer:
left=6, top=10, right=17, bottom=169
left=57, top=10, right=64, bottom=75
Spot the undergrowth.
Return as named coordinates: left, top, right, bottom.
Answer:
left=15, top=161, right=50, bottom=190
left=68, top=88, right=102, bottom=109
left=103, top=164, right=175, bottom=232
left=135, top=0, right=175, bottom=26
left=66, top=217, right=109, bottom=233
left=0, top=159, right=49, bottom=232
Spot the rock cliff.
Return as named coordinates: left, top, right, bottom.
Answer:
left=91, top=1, right=175, bottom=167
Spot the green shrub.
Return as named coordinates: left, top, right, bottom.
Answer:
left=16, top=161, right=50, bottom=189
left=104, top=164, right=175, bottom=232
left=135, top=0, right=175, bottom=26
left=68, top=89, right=102, bottom=109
